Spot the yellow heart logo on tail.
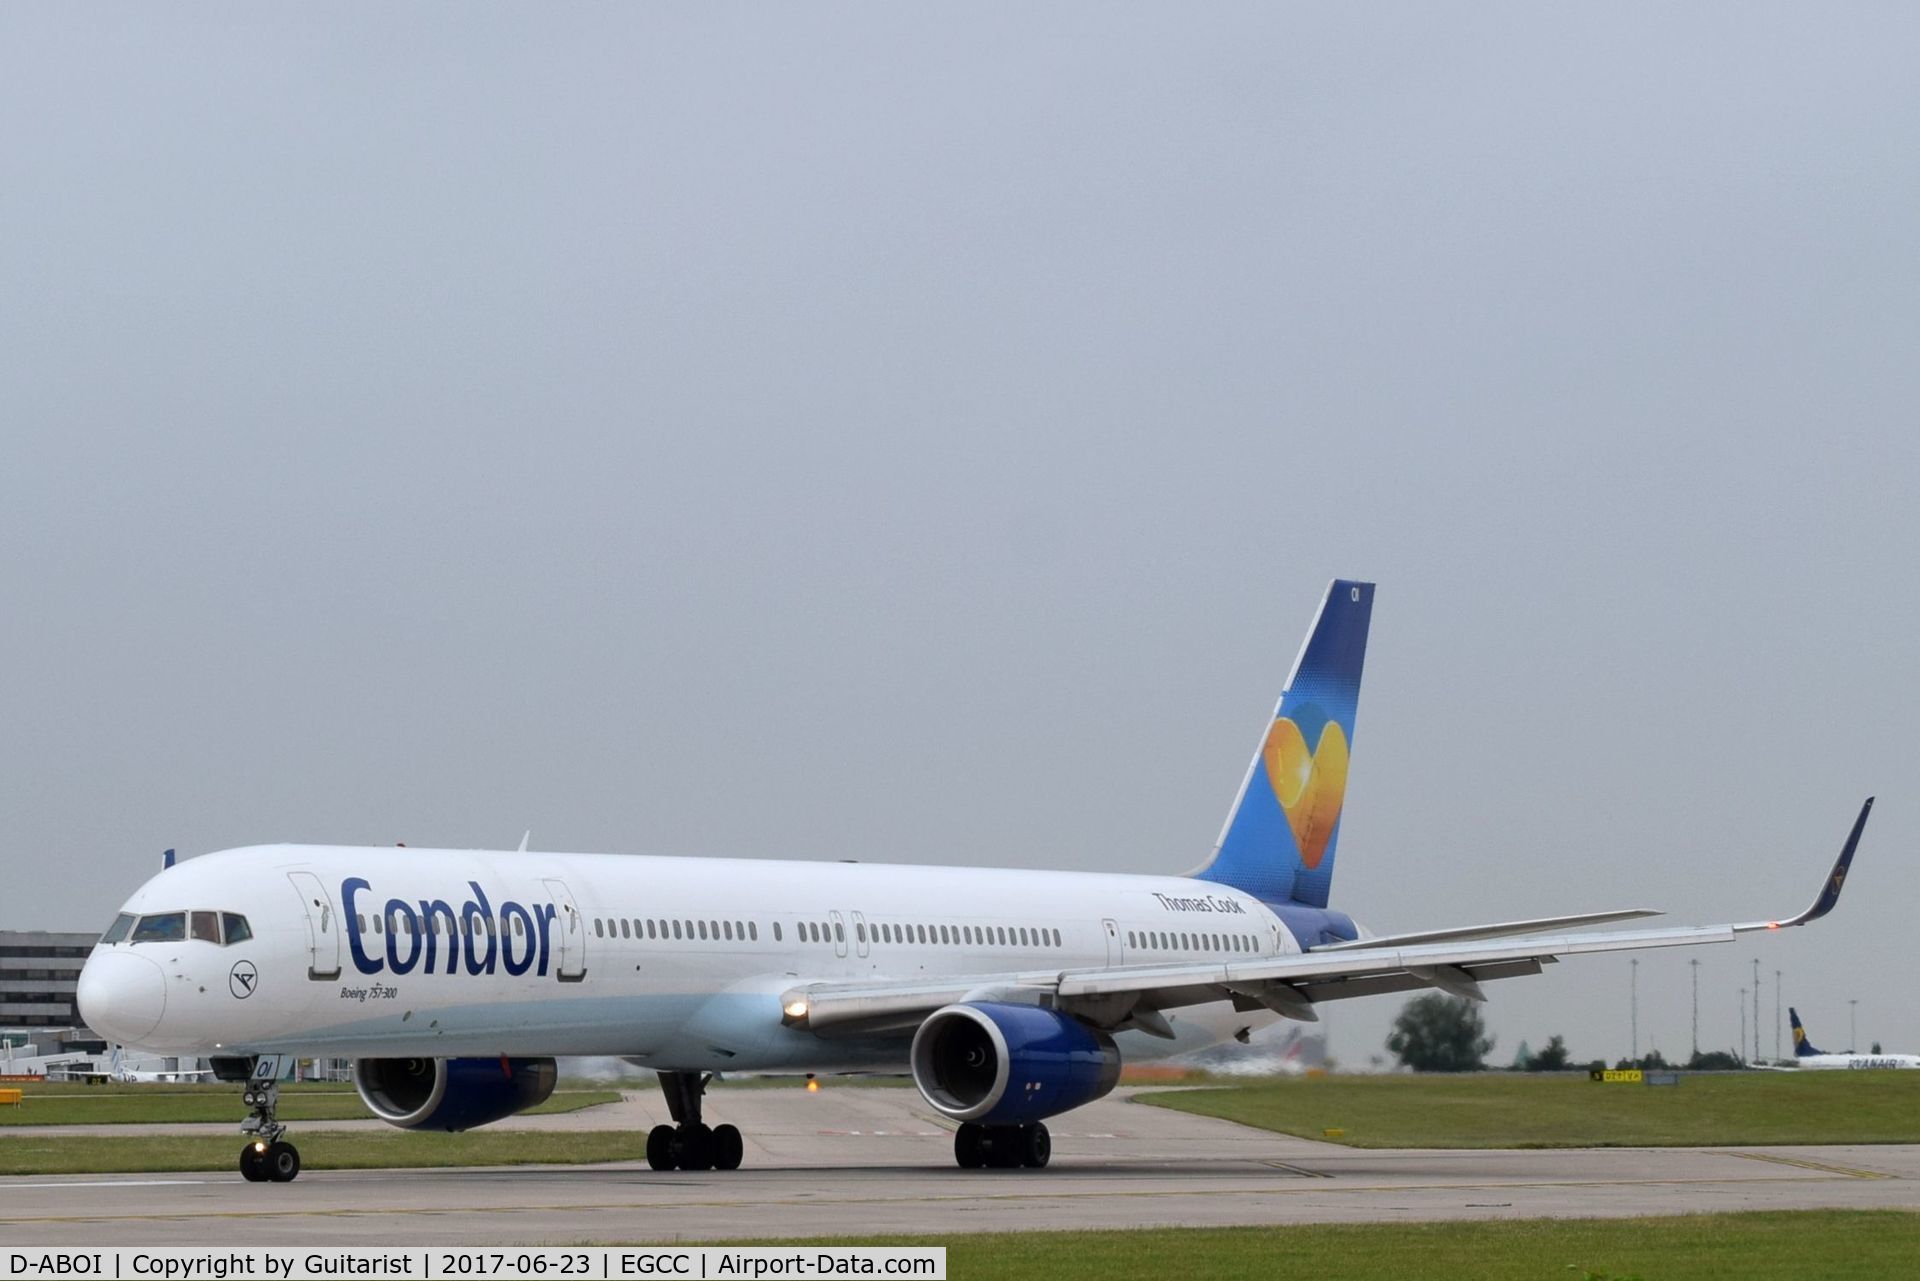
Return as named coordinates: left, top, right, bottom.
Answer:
left=1261, top=717, right=1349, bottom=870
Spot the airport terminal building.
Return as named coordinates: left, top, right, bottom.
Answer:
left=1, top=930, right=93, bottom=1029
left=1, top=929, right=103, bottom=1061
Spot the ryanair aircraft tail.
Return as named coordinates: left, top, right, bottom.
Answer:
left=1193, top=579, right=1373, bottom=908
left=1789, top=1008, right=1826, bottom=1058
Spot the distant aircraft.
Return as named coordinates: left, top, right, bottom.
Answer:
left=75, top=580, right=1876, bottom=1184
left=1788, top=1008, right=1920, bottom=1070
left=55, top=1049, right=215, bottom=1085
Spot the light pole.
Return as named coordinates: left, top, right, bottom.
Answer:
left=1752, top=958, right=1761, bottom=1063
left=1850, top=999, right=1858, bottom=1053
left=1689, top=958, right=1701, bottom=1061
left=1739, top=988, right=1747, bottom=1065
left=1774, top=969, right=1782, bottom=1062
left=1630, top=958, right=1639, bottom=1062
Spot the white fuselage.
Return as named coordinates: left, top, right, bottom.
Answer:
left=1793, top=1053, right=1920, bottom=1071
left=80, top=845, right=1320, bottom=1072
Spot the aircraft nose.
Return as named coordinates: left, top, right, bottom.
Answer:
left=76, top=950, right=168, bottom=1043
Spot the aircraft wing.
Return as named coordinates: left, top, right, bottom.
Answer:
left=782, top=798, right=1872, bottom=1039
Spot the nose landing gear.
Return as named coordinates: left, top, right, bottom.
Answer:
left=644, top=1070, right=744, bottom=1172
left=237, top=1056, right=300, bottom=1183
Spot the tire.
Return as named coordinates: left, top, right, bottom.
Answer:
left=266, top=1141, right=301, bottom=1183
left=711, top=1123, right=744, bottom=1171
left=239, top=1144, right=269, bottom=1183
left=646, top=1124, right=678, bottom=1171
left=986, top=1127, right=1024, bottom=1169
left=676, top=1123, right=714, bottom=1172
left=1020, top=1123, right=1051, bottom=1169
left=954, top=1123, right=987, bottom=1170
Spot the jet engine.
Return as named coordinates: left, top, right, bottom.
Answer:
left=353, top=1056, right=558, bottom=1132
left=909, top=1002, right=1121, bottom=1126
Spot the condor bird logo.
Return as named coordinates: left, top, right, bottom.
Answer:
left=229, top=959, right=258, bottom=1000
left=1261, top=715, right=1348, bottom=870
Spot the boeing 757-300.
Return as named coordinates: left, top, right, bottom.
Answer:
left=74, top=580, right=1874, bottom=1182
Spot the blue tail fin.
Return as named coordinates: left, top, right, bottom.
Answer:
left=1789, top=1008, right=1825, bottom=1057
left=1193, top=579, right=1373, bottom=908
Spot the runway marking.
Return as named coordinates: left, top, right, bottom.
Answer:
left=7, top=1179, right=213, bottom=1189
left=1717, top=1152, right=1896, bottom=1180
left=0, top=1171, right=1865, bottom=1228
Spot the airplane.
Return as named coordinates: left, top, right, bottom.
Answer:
left=1788, top=1008, right=1919, bottom=1070
left=74, top=579, right=1875, bottom=1184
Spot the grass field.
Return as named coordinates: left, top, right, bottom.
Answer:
left=1142, top=1071, right=1920, bottom=1148
left=0, top=1084, right=621, bottom=1126
left=817, top=1212, right=1920, bottom=1281
left=0, top=1127, right=650, bottom=1175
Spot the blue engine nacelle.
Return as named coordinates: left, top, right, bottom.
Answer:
left=909, top=1002, right=1121, bottom=1126
left=353, top=1056, right=558, bottom=1132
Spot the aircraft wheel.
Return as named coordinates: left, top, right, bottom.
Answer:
left=239, top=1144, right=269, bottom=1183
left=265, top=1141, right=301, bottom=1183
left=1020, top=1123, right=1051, bottom=1169
left=646, top=1124, right=678, bottom=1171
left=712, top=1123, right=744, bottom=1171
left=986, top=1127, right=1024, bottom=1169
left=676, top=1123, right=714, bottom=1172
left=954, top=1123, right=987, bottom=1170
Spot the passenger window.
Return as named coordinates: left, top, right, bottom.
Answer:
left=619, top=919, right=631, bottom=939
left=834, top=922, right=844, bottom=942
left=645, top=920, right=656, bottom=939
left=594, top=919, right=605, bottom=938
left=101, top=913, right=135, bottom=945
left=373, top=915, right=384, bottom=935
left=696, top=921, right=707, bottom=940
left=131, top=912, right=186, bottom=943
left=749, top=922, right=758, bottom=941
left=722, top=921, right=733, bottom=941
left=856, top=923, right=867, bottom=943
left=772, top=922, right=782, bottom=942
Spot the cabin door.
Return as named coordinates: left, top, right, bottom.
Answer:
left=540, top=878, right=588, bottom=982
left=287, top=871, right=342, bottom=981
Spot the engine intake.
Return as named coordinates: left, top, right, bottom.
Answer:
left=353, top=1056, right=557, bottom=1132
left=910, top=1002, right=1121, bottom=1126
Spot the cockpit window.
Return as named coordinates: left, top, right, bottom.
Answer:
left=190, top=910, right=220, bottom=943
left=223, top=913, right=252, bottom=945
left=131, top=912, right=186, bottom=943
left=101, top=913, right=135, bottom=945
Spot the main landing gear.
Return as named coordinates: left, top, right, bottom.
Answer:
left=645, top=1070, right=744, bottom=1172
left=236, top=1055, right=301, bottom=1183
left=953, top=1121, right=1050, bottom=1170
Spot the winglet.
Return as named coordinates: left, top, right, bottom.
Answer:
left=1737, top=797, right=1872, bottom=932
left=517, top=831, right=532, bottom=854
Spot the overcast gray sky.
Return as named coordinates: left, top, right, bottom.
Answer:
left=4, top=5, right=1916, bottom=1067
